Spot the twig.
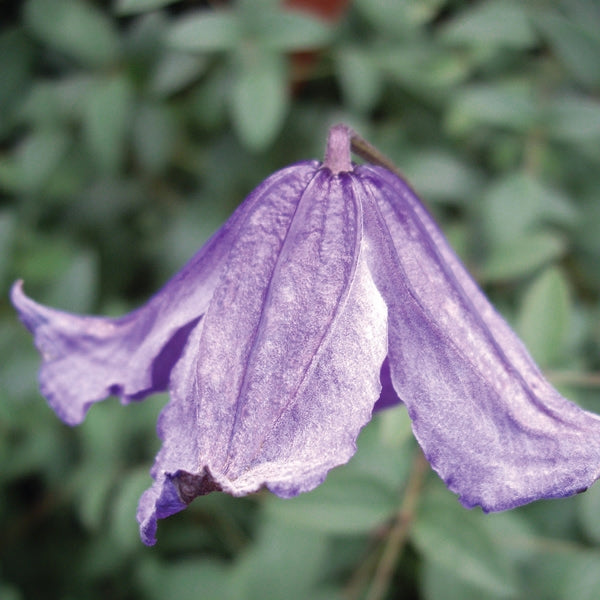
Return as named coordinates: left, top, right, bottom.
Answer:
left=349, top=131, right=407, bottom=180
left=360, top=449, right=429, bottom=600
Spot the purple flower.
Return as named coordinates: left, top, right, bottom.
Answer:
left=11, top=125, right=600, bottom=546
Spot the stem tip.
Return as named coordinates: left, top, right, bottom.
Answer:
left=324, top=124, right=353, bottom=174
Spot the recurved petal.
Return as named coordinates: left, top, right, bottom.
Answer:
left=357, top=165, right=600, bottom=512
left=137, top=169, right=388, bottom=545
left=11, top=162, right=319, bottom=425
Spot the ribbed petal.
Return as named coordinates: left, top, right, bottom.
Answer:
left=11, top=162, right=319, bottom=425
left=357, top=165, right=600, bottom=512
left=137, top=169, right=388, bottom=545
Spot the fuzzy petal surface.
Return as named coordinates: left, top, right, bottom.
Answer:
left=137, top=169, right=388, bottom=545
left=357, top=165, right=600, bottom=512
left=11, top=163, right=319, bottom=424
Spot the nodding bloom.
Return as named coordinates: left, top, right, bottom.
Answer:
left=11, top=125, right=600, bottom=545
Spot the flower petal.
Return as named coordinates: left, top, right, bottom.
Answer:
left=358, top=165, right=600, bottom=512
left=11, top=162, right=319, bottom=425
left=373, top=358, right=402, bottom=412
left=137, top=169, right=388, bottom=545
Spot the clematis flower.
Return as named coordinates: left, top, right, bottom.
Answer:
left=11, top=125, right=600, bottom=546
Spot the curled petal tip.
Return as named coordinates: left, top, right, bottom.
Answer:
left=11, top=280, right=43, bottom=330
left=10, top=278, right=24, bottom=295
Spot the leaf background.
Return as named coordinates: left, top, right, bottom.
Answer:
left=2, top=1, right=600, bottom=599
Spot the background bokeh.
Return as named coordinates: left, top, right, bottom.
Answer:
left=2, top=1, right=600, bottom=599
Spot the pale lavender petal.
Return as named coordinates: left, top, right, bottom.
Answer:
left=11, top=162, right=319, bottom=425
left=137, top=169, right=388, bottom=545
left=357, top=165, right=600, bottom=512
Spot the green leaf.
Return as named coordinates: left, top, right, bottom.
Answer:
left=519, top=494, right=581, bottom=539
left=2, top=409, right=69, bottom=481
left=356, top=411, right=414, bottom=488
left=230, top=51, right=288, bottom=151
left=517, top=267, right=571, bottom=367
left=16, top=128, right=69, bottom=192
left=44, top=251, right=98, bottom=314
left=266, top=469, right=397, bottom=535
left=82, top=75, right=133, bottom=174
left=149, top=51, right=207, bottom=97
left=446, top=82, right=538, bottom=135
left=559, top=553, right=600, bottom=600
left=377, top=43, right=469, bottom=95
left=116, top=0, right=179, bottom=16
left=132, top=103, right=176, bottom=173
left=109, top=467, right=152, bottom=552
left=355, top=0, right=444, bottom=33
left=0, top=212, right=16, bottom=286
left=137, top=557, right=232, bottom=600
left=24, top=0, right=119, bottom=66
left=167, top=11, right=241, bottom=52
left=573, top=191, right=600, bottom=263
left=403, top=151, right=482, bottom=203
left=546, top=95, right=600, bottom=142
left=481, top=172, right=577, bottom=247
left=537, top=11, right=600, bottom=89
left=577, top=479, right=600, bottom=545
left=159, top=205, right=228, bottom=277
left=335, top=47, right=383, bottom=113
left=252, top=10, right=332, bottom=51
left=480, top=510, right=540, bottom=564
left=413, top=488, right=518, bottom=596
left=422, top=561, right=511, bottom=600
left=189, top=69, right=230, bottom=132
left=73, top=464, right=116, bottom=532
left=0, top=30, right=35, bottom=136
left=442, top=0, right=536, bottom=48
left=229, top=521, right=327, bottom=600
left=20, top=76, right=92, bottom=127
left=17, top=236, right=72, bottom=285
left=525, top=550, right=600, bottom=600
left=481, top=232, right=566, bottom=282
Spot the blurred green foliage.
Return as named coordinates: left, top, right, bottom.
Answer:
left=2, top=1, right=600, bottom=599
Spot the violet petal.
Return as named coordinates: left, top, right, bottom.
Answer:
left=137, top=169, right=388, bottom=545
left=358, top=164, right=600, bottom=512
left=11, top=163, right=319, bottom=425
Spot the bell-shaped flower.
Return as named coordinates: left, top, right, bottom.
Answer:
left=11, top=125, right=600, bottom=546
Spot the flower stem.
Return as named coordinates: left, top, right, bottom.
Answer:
left=363, top=449, right=429, bottom=600
left=349, top=130, right=406, bottom=180
left=325, top=124, right=408, bottom=180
